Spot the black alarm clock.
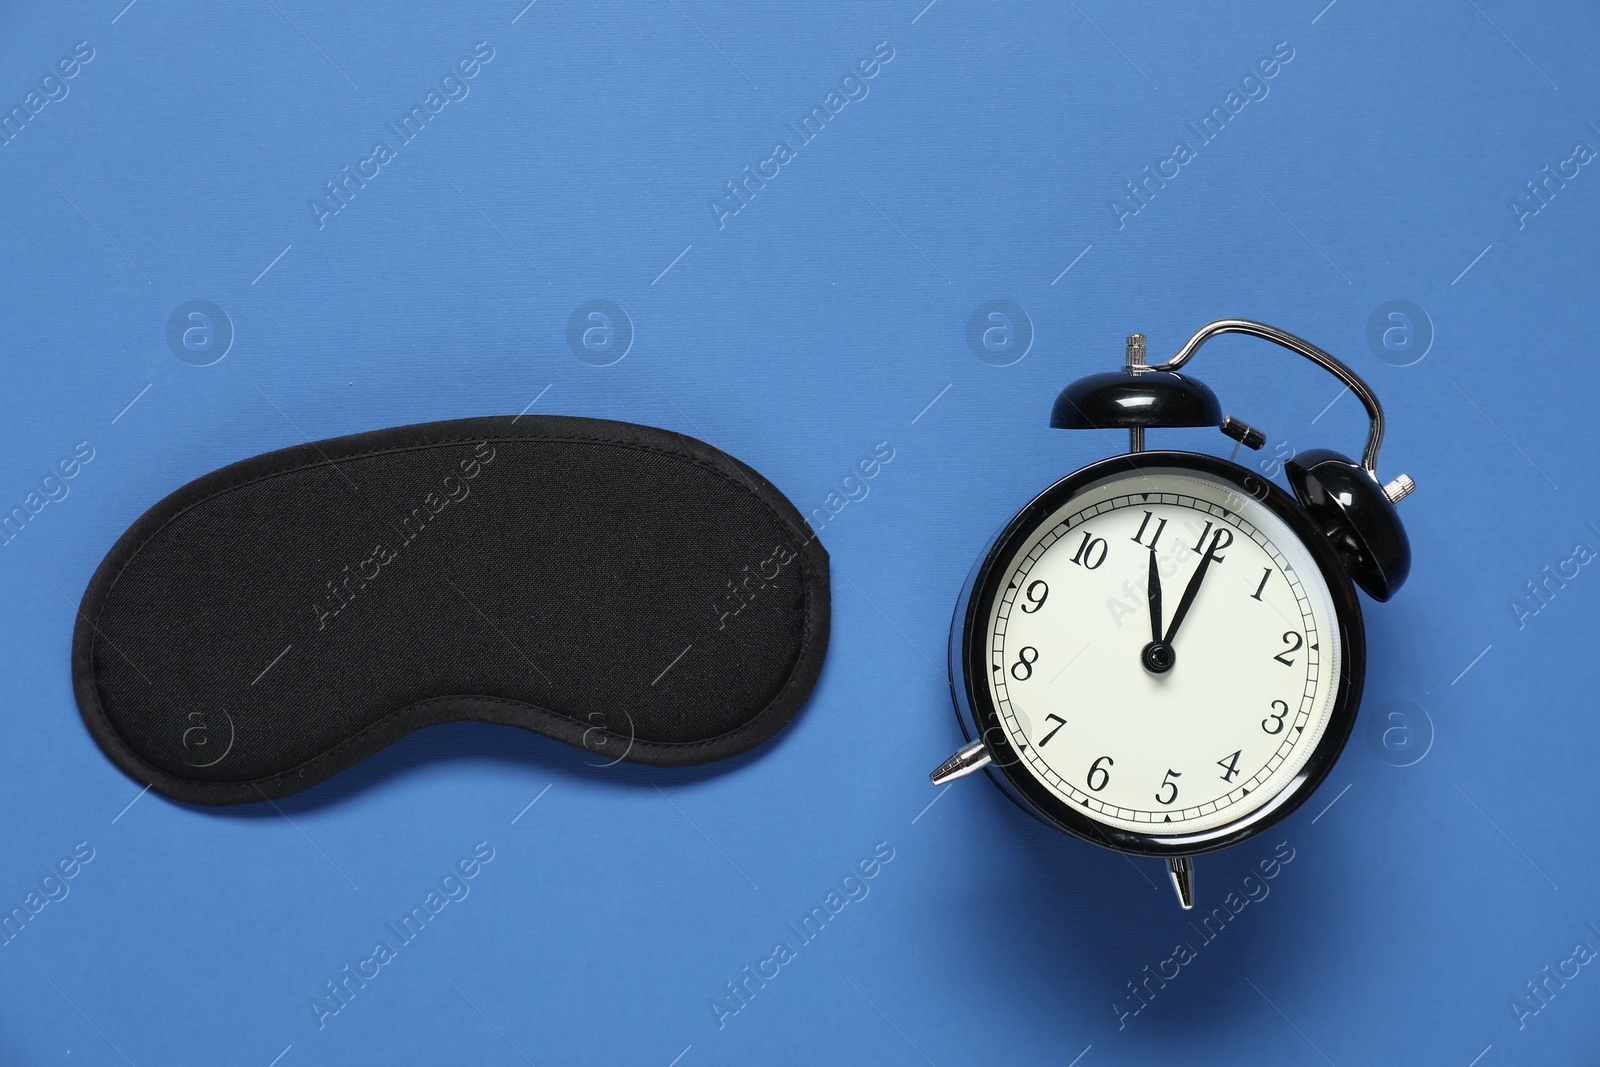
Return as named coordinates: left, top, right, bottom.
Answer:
left=931, top=320, right=1414, bottom=909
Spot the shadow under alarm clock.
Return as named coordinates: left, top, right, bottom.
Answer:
left=931, top=320, right=1414, bottom=910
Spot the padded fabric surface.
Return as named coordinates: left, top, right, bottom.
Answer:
left=71, top=416, right=829, bottom=805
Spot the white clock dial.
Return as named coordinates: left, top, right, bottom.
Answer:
left=984, top=468, right=1342, bottom=835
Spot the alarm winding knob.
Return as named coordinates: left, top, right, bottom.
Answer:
left=1383, top=474, right=1416, bottom=504
left=1125, top=333, right=1148, bottom=373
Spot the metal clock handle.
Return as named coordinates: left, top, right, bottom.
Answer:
left=1152, top=319, right=1387, bottom=478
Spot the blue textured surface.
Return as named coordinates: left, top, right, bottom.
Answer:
left=2, top=2, right=1597, bottom=1064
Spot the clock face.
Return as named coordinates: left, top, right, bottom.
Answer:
left=975, top=459, right=1353, bottom=840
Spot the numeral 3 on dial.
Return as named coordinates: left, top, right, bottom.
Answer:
left=1263, top=699, right=1289, bottom=735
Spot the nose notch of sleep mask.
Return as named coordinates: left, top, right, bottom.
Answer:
left=71, top=415, right=830, bottom=805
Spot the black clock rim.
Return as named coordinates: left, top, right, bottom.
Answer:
left=956, top=450, right=1365, bottom=858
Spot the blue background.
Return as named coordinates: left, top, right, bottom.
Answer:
left=1, top=1, right=1596, bottom=1064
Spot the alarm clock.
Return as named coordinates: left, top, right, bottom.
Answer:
left=930, top=320, right=1414, bottom=909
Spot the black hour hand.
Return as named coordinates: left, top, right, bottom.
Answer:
left=1141, top=548, right=1178, bottom=675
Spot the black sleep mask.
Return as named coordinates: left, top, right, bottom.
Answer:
left=71, top=415, right=829, bottom=805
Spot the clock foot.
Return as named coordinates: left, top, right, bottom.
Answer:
left=1167, top=857, right=1195, bottom=910
left=929, top=740, right=992, bottom=786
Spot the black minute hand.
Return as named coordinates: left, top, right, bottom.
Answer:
left=1162, top=528, right=1228, bottom=646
